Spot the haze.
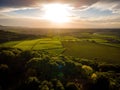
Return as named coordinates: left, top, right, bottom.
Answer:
left=0, top=0, right=120, bottom=28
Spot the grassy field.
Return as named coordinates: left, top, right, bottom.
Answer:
left=62, top=41, right=120, bottom=64
left=33, top=38, right=62, bottom=50
left=0, top=32, right=120, bottom=64
left=14, top=39, right=41, bottom=50
left=0, top=38, right=63, bottom=54
left=0, top=41, right=21, bottom=47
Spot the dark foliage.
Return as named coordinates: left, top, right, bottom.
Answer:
left=0, top=47, right=120, bottom=90
left=0, top=30, right=40, bottom=43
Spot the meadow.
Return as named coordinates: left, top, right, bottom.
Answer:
left=61, top=33, right=120, bottom=64
left=62, top=41, right=120, bottom=64
left=0, top=29, right=120, bottom=64
left=0, top=38, right=63, bottom=54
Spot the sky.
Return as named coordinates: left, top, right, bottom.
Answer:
left=0, top=0, right=120, bottom=28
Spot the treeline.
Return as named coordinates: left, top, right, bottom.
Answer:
left=0, top=47, right=120, bottom=90
left=0, top=30, right=41, bottom=43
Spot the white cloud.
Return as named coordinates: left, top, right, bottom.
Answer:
left=90, top=1, right=120, bottom=14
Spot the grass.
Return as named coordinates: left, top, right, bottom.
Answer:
left=62, top=41, right=120, bottom=64
left=46, top=48, right=64, bottom=55
left=60, top=36, right=79, bottom=41
left=0, top=38, right=64, bottom=54
left=33, top=39, right=62, bottom=50
left=0, top=41, right=21, bottom=47
left=1, top=34, right=120, bottom=64
left=14, top=39, right=41, bottom=50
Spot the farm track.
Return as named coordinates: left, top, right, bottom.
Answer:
left=13, top=39, right=40, bottom=50
left=30, top=39, right=42, bottom=50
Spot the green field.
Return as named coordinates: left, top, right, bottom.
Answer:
left=14, top=39, right=41, bottom=50
left=1, top=32, right=120, bottom=64
left=0, top=38, right=63, bottom=54
left=62, top=41, right=120, bottom=64
left=0, top=41, right=21, bottom=47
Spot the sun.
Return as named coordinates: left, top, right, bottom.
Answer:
left=43, top=3, right=71, bottom=23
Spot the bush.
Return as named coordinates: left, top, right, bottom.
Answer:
left=66, top=82, right=79, bottom=90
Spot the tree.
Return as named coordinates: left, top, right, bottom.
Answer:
left=66, top=82, right=79, bottom=90
left=39, top=80, right=49, bottom=90
left=0, top=64, right=9, bottom=90
left=0, top=50, right=15, bottom=64
left=18, top=76, right=40, bottom=90
left=81, top=65, right=93, bottom=79
left=92, top=73, right=110, bottom=90
left=51, top=79, right=64, bottom=90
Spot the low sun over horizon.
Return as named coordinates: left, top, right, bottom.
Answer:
left=42, top=3, right=71, bottom=23
left=0, top=0, right=120, bottom=28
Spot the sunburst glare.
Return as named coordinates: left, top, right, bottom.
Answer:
left=42, top=3, right=71, bottom=23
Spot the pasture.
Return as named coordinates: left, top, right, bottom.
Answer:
left=0, top=38, right=63, bottom=54
left=0, top=32, right=120, bottom=64
left=62, top=41, right=120, bottom=64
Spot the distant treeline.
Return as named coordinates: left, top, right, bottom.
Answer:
left=0, top=47, right=120, bottom=90
left=0, top=30, right=42, bottom=43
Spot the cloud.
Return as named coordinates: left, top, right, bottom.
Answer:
left=0, top=0, right=120, bottom=28
left=0, top=15, right=120, bottom=28
left=0, top=14, right=8, bottom=18
left=0, top=0, right=38, bottom=8
left=0, top=0, right=40, bottom=12
left=88, top=15, right=120, bottom=23
left=0, top=0, right=120, bottom=13
left=0, top=0, right=98, bottom=10
left=91, top=0, right=120, bottom=14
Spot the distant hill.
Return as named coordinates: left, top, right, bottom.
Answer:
left=0, top=25, right=4, bottom=29
left=0, top=25, right=120, bottom=36
left=0, top=25, right=51, bottom=35
left=0, top=30, right=40, bottom=43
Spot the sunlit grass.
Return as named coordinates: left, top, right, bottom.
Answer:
left=0, top=41, right=21, bottom=47
left=62, top=41, right=120, bottom=64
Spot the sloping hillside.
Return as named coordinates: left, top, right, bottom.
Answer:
left=0, top=30, right=40, bottom=43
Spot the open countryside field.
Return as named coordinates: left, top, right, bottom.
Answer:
left=0, top=31, right=120, bottom=64
left=62, top=41, right=120, bottom=64
left=14, top=39, right=41, bottom=50
left=0, top=41, right=21, bottom=47
left=0, top=38, right=63, bottom=54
